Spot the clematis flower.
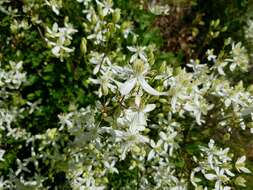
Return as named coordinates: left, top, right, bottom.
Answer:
left=45, top=0, right=62, bottom=15
left=235, top=156, right=251, bottom=173
left=96, top=0, right=114, bottom=16
left=114, top=128, right=149, bottom=160
left=45, top=22, right=77, bottom=61
left=127, top=46, right=148, bottom=63
left=120, top=59, right=166, bottom=96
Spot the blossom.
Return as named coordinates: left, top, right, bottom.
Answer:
left=119, top=59, right=166, bottom=96
left=114, top=128, right=149, bottom=160
left=225, top=42, right=249, bottom=72
left=89, top=71, right=116, bottom=97
left=45, top=0, right=62, bottom=15
left=127, top=46, right=148, bottom=63
left=204, top=168, right=231, bottom=190
left=235, top=156, right=251, bottom=173
left=45, top=22, right=77, bottom=61
left=96, top=0, right=114, bottom=16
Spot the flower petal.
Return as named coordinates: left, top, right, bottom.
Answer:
left=143, top=104, right=156, bottom=112
left=139, top=76, right=164, bottom=96
left=204, top=173, right=216, bottom=181
left=120, top=78, right=137, bottom=95
left=127, top=46, right=137, bottom=52
left=52, top=46, right=60, bottom=56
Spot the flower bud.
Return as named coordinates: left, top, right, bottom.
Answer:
left=113, top=8, right=121, bottom=23
left=80, top=37, right=87, bottom=55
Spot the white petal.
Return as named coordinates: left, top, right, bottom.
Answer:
left=93, top=64, right=100, bottom=75
left=224, top=98, right=231, bottom=107
left=52, top=46, right=60, bottom=56
left=225, top=169, right=235, bottom=177
left=139, top=52, right=147, bottom=62
left=52, top=6, right=60, bottom=15
left=204, top=173, right=216, bottom=181
left=236, top=156, right=246, bottom=164
left=120, top=78, right=137, bottom=95
left=143, top=104, right=156, bottom=113
left=218, top=66, right=226, bottom=75
left=130, top=54, right=138, bottom=63
left=229, top=63, right=237, bottom=71
left=136, top=112, right=146, bottom=126
left=139, top=76, right=163, bottom=96
left=184, top=104, right=194, bottom=112
left=89, top=78, right=100, bottom=84
left=159, top=132, right=167, bottom=140
left=240, top=167, right=251, bottom=174
left=127, top=46, right=137, bottom=52
left=52, top=23, right=58, bottom=32
left=147, top=150, right=155, bottom=161
left=135, top=95, right=141, bottom=107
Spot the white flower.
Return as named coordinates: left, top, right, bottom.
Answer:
left=58, top=112, right=73, bottom=129
left=235, top=156, right=251, bottom=173
left=89, top=71, right=116, bottom=97
left=15, top=159, right=30, bottom=176
left=103, top=160, right=118, bottom=174
left=45, top=22, right=77, bottom=61
left=119, top=59, right=166, bottom=96
left=114, top=128, right=149, bottom=160
left=204, top=168, right=230, bottom=190
left=89, top=52, right=111, bottom=74
left=184, top=94, right=213, bottom=125
left=130, top=103, right=156, bottom=131
left=147, top=139, right=163, bottom=160
left=225, top=42, right=249, bottom=72
left=45, top=0, right=62, bottom=15
left=96, top=0, right=114, bottom=16
left=127, top=46, right=148, bottom=63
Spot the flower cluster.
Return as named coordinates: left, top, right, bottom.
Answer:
left=191, top=139, right=251, bottom=190
left=45, top=20, right=77, bottom=61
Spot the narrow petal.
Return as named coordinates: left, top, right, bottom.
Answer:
left=204, top=173, right=216, bottom=181
left=120, top=78, right=137, bottom=95
left=52, top=46, right=60, bottom=56
left=127, top=46, right=137, bottom=52
left=143, top=104, right=156, bottom=113
left=241, top=167, right=251, bottom=174
left=147, top=150, right=155, bottom=161
left=139, top=52, right=148, bottom=62
left=130, top=54, right=138, bottom=63
left=139, top=76, right=164, bottom=96
left=236, top=156, right=246, bottom=164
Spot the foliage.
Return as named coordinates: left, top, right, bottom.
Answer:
left=0, top=0, right=253, bottom=189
